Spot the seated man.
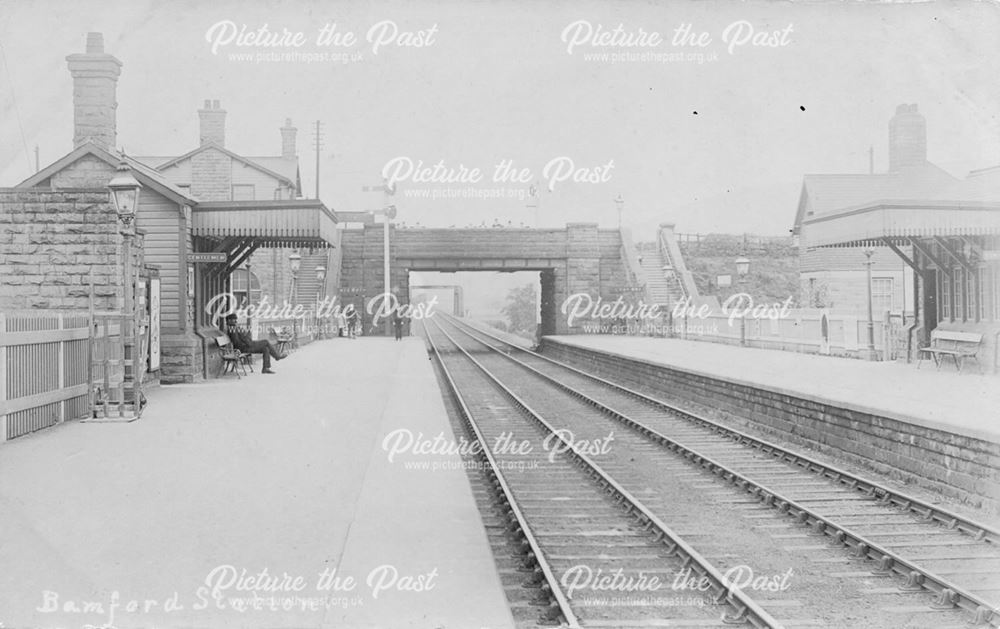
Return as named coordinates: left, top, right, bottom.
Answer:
left=225, top=315, right=285, bottom=374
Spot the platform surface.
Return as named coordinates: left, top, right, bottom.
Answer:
left=547, top=335, right=1000, bottom=444
left=0, top=337, right=514, bottom=629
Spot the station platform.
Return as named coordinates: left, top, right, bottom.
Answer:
left=540, top=335, right=1000, bottom=513
left=546, top=335, right=1000, bottom=443
left=0, top=337, right=514, bottom=629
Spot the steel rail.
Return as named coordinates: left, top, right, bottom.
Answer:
left=429, top=318, right=785, bottom=629
left=446, top=314, right=1000, bottom=543
left=422, top=319, right=581, bottom=628
left=441, top=315, right=1000, bottom=627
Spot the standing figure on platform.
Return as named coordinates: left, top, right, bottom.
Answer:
left=225, top=315, right=286, bottom=374
left=347, top=307, right=360, bottom=339
left=393, top=311, right=404, bottom=341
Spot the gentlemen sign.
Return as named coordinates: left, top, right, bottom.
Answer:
left=187, top=252, right=227, bottom=263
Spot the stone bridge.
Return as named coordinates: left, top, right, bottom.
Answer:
left=339, top=223, right=633, bottom=336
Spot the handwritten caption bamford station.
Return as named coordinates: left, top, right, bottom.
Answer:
left=34, top=564, right=439, bottom=624
left=561, top=20, right=794, bottom=56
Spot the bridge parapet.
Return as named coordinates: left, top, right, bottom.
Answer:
left=338, top=223, right=632, bottom=336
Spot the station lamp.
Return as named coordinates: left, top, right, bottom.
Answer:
left=106, top=155, right=143, bottom=416
left=735, top=256, right=751, bottom=278
left=107, top=158, right=142, bottom=226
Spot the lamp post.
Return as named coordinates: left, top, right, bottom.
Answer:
left=735, top=256, right=750, bottom=346
left=289, top=251, right=301, bottom=343
left=735, top=256, right=750, bottom=281
left=614, top=194, right=624, bottom=229
left=864, top=248, right=876, bottom=360
left=244, top=263, right=253, bottom=336
left=315, top=264, right=326, bottom=338
left=107, top=157, right=142, bottom=415
left=289, top=251, right=302, bottom=303
left=370, top=204, right=397, bottom=336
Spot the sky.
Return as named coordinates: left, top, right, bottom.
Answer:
left=1, top=0, right=998, bottom=239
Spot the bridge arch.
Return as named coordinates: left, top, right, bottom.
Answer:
left=338, top=223, right=635, bottom=338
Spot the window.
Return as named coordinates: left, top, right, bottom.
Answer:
left=967, top=268, right=978, bottom=322
left=994, top=266, right=1000, bottom=322
left=231, top=270, right=262, bottom=307
left=982, top=265, right=999, bottom=322
left=939, top=271, right=951, bottom=321
left=232, top=184, right=255, bottom=201
left=871, top=278, right=893, bottom=316
left=953, top=267, right=964, bottom=321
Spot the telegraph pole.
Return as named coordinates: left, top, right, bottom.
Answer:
left=362, top=179, right=397, bottom=336
left=312, top=120, right=324, bottom=199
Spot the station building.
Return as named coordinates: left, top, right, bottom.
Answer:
left=4, top=33, right=339, bottom=384
left=794, top=104, right=1000, bottom=362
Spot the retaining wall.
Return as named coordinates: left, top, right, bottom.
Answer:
left=540, top=338, right=1000, bottom=513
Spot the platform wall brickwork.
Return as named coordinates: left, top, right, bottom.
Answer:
left=539, top=338, right=1000, bottom=513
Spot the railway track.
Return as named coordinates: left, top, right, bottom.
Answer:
left=426, top=315, right=1000, bottom=628
left=423, top=318, right=781, bottom=628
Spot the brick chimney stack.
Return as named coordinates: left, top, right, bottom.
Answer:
left=888, top=104, right=927, bottom=172
left=66, top=32, right=123, bottom=150
left=198, top=99, right=227, bottom=147
left=280, top=118, right=297, bottom=159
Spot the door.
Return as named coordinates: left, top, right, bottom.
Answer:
left=922, top=269, right=937, bottom=342
left=148, top=277, right=161, bottom=372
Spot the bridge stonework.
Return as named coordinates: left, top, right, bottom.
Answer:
left=338, top=223, right=632, bottom=337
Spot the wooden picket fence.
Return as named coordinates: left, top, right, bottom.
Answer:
left=0, top=311, right=137, bottom=442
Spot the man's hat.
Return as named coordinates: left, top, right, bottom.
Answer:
left=224, top=314, right=238, bottom=322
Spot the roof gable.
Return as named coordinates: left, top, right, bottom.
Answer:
left=16, top=142, right=197, bottom=206
left=149, top=143, right=298, bottom=192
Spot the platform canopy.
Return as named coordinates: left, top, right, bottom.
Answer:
left=191, top=199, right=338, bottom=276
left=799, top=200, right=1000, bottom=249
left=192, top=199, right=338, bottom=247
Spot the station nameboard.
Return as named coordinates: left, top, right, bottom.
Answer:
left=186, top=252, right=227, bottom=263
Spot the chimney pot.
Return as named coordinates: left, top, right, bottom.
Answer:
left=280, top=118, right=297, bottom=160
left=198, top=99, right=226, bottom=146
left=85, top=32, right=104, bottom=54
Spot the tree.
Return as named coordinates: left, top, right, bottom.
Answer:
left=502, top=283, right=538, bottom=338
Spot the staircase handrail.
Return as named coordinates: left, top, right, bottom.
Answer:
left=618, top=226, right=652, bottom=303
left=658, top=225, right=700, bottom=300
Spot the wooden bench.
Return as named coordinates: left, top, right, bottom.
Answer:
left=270, top=326, right=295, bottom=354
left=918, top=330, right=983, bottom=373
left=215, top=335, right=249, bottom=379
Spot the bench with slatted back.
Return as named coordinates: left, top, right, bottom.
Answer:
left=918, top=330, right=984, bottom=373
left=215, top=335, right=248, bottom=378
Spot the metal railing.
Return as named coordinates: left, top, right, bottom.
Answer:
left=657, top=227, right=700, bottom=301
left=618, top=226, right=650, bottom=303
left=670, top=307, right=896, bottom=359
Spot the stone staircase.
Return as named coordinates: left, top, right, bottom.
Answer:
left=292, top=250, right=330, bottom=307
left=637, top=241, right=684, bottom=308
